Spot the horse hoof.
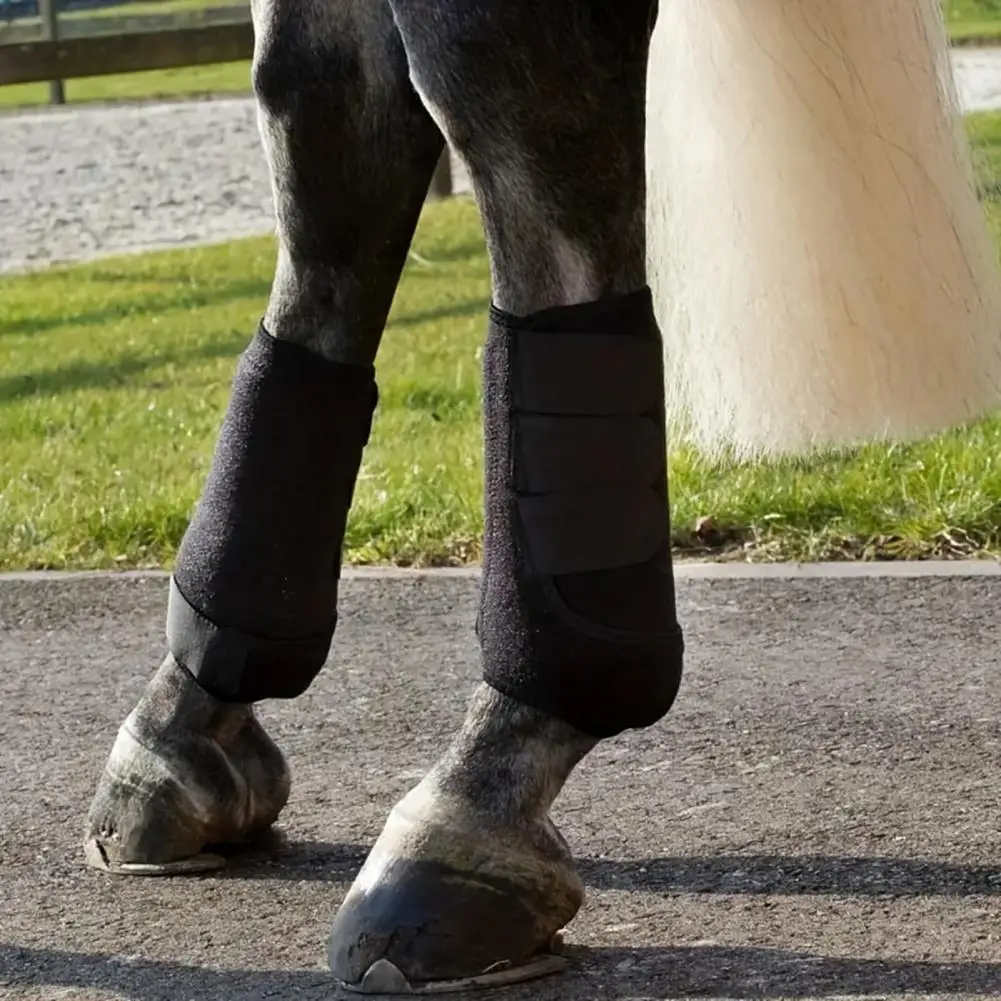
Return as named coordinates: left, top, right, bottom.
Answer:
left=327, top=781, right=582, bottom=992
left=84, top=657, right=290, bottom=876
left=84, top=837, right=227, bottom=876
left=343, top=952, right=569, bottom=995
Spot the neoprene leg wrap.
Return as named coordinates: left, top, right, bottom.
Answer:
left=167, top=326, right=377, bottom=703
left=479, top=287, right=684, bottom=739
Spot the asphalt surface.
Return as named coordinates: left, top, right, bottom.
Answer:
left=2, top=571, right=1000, bottom=1000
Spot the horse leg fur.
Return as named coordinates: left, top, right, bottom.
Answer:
left=83, top=0, right=444, bottom=875
left=327, top=0, right=685, bottom=992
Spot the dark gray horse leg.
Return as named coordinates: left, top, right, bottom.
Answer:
left=83, top=0, right=443, bottom=875
left=328, top=0, right=684, bottom=992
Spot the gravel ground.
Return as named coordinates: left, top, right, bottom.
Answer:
left=1, top=50, right=999, bottom=275
left=1, top=99, right=276, bottom=274
left=953, top=46, right=1001, bottom=111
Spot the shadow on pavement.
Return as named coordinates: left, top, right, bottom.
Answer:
left=4, top=943, right=1001, bottom=999
left=578, top=854, right=1001, bottom=897
left=218, top=838, right=1001, bottom=898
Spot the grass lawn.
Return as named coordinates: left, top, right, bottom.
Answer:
left=947, top=0, right=1001, bottom=41
left=2, top=1, right=1001, bottom=110
left=5, top=119, right=1001, bottom=570
left=0, top=62, right=251, bottom=110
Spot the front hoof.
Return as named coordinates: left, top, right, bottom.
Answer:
left=84, top=733, right=230, bottom=877
left=84, top=657, right=291, bottom=876
left=327, top=786, right=582, bottom=993
left=343, top=953, right=568, bottom=995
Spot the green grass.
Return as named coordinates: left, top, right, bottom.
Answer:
left=1, top=1, right=1000, bottom=110
left=946, top=0, right=1001, bottom=41
left=0, top=61, right=251, bottom=109
left=0, top=201, right=490, bottom=569
left=7, top=0, right=243, bottom=27
left=6, top=120, right=1001, bottom=570
left=66, top=0, right=240, bottom=17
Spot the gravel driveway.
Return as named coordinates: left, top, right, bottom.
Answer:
left=1, top=50, right=1000, bottom=275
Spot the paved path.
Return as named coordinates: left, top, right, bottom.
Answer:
left=2, top=571, right=1000, bottom=1000
left=3, top=50, right=1001, bottom=275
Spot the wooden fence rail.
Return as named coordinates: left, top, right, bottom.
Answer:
left=1, top=4, right=251, bottom=44
left=0, top=21, right=254, bottom=84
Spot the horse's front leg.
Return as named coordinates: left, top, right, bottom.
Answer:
left=327, top=0, right=685, bottom=991
left=83, top=0, right=443, bottom=873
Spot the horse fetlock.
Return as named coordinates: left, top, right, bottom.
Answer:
left=83, top=656, right=290, bottom=875
left=327, top=683, right=591, bottom=991
left=327, top=776, right=581, bottom=991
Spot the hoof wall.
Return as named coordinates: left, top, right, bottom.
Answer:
left=84, top=838, right=226, bottom=876
left=343, top=950, right=568, bottom=995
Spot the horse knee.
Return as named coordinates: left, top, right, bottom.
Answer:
left=252, top=25, right=352, bottom=119
left=252, top=2, right=406, bottom=119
